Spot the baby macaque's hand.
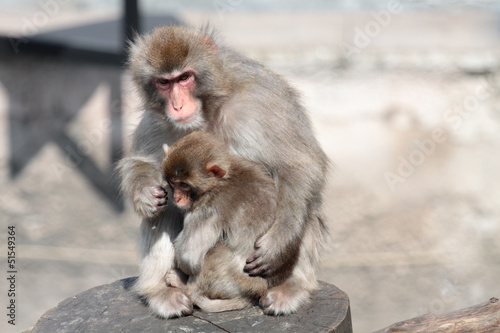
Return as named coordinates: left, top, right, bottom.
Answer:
left=133, top=185, right=167, bottom=218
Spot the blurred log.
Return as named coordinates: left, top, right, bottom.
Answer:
left=373, top=297, right=500, bottom=333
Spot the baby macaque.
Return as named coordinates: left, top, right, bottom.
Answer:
left=162, top=131, right=280, bottom=312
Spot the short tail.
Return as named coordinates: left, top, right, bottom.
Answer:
left=194, top=295, right=253, bottom=313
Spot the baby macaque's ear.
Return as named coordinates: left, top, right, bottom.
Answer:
left=207, top=164, right=227, bottom=178
left=162, top=144, right=169, bottom=155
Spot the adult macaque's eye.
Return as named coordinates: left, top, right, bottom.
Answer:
left=155, top=78, right=171, bottom=88
left=178, top=73, right=193, bottom=86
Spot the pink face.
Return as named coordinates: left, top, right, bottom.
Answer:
left=154, top=70, right=200, bottom=124
left=168, top=180, right=193, bottom=210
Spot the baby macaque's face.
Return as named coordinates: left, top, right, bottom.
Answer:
left=167, top=179, right=193, bottom=210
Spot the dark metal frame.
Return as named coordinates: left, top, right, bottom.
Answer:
left=0, top=0, right=140, bottom=65
left=0, top=1, right=181, bottom=210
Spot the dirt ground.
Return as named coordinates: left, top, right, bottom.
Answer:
left=1, top=5, right=500, bottom=333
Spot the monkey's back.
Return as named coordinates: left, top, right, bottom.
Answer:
left=193, top=156, right=277, bottom=303
left=216, top=156, right=278, bottom=250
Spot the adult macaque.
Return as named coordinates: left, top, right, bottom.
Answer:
left=161, top=131, right=279, bottom=312
left=117, top=25, right=329, bottom=318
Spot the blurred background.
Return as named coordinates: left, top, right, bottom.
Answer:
left=0, top=0, right=499, bottom=332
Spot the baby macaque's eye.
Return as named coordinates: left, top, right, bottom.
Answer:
left=180, top=182, right=191, bottom=190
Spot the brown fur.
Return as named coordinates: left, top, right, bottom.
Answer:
left=146, top=27, right=190, bottom=72
left=163, top=132, right=277, bottom=311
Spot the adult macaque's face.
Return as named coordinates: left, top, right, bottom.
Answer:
left=154, top=70, right=201, bottom=125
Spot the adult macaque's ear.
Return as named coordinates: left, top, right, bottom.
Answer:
left=203, top=34, right=218, bottom=52
left=162, top=143, right=169, bottom=155
left=207, top=164, right=226, bottom=178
